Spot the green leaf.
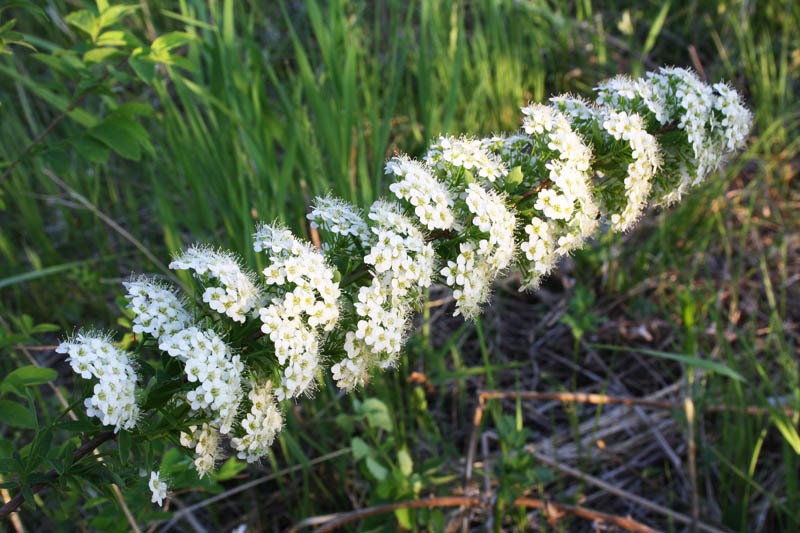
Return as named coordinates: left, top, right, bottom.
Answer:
left=128, top=48, right=155, bottom=84
left=31, top=52, right=84, bottom=80
left=118, top=430, right=131, bottom=462
left=0, top=459, right=18, bottom=474
left=0, top=438, right=14, bottom=458
left=505, top=166, right=523, bottom=190
left=71, top=136, right=110, bottom=164
left=89, top=117, right=142, bottom=160
left=365, top=456, right=388, bottom=480
left=216, top=456, right=247, bottom=481
left=350, top=437, right=370, bottom=461
left=0, top=64, right=98, bottom=127
left=589, top=344, right=746, bottom=381
left=0, top=400, right=35, bottom=429
left=98, top=5, right=139, bottom=30
left=771, top=411, right=800, bottom=455
left=0, top=259, right=98, bottom=290
left=0, top=19, right=16, bottom=35
left=56, top=419, right=98, bottom=433
left=335, top=413, right=353, bottom=433
left=151, top=31, right=195, bottom=53
left=642, top=2, right=670, bottom=56
left=397, top=448, right=413, bottom=476
left=96, top=30, right=140, bottom=48
left=65, top=10, right=101, bottom=41
left=362, top=398, right=393, bottom=432
left=83, top=47, right=123, bottom=64
left=31, top=323, right=59, bottom=334
left=395, top=507, right=413, bottom=528
left=2, top=366, right=57, bottom=391
left=21, top=485, right=34, bottom=507
left=116, top=102, right=155, bottom=118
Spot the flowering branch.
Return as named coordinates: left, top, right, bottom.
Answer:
left=40, top=66, right=751, bottom=510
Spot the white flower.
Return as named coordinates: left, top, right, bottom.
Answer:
left=170, top=246, right=261, bottom=323
left=56, top=332, right=139, bottom=432
left=254, top=223, right=341, bottom=399
left=648, top=67, right=715, bottom=187
left=550, top=98, right=660, bottom=232
left=180, top=423, right=221, bottom=478
left=443, top=184, right=516, bottom=318
left=158, top=327, right=243, bottom=433
left=712, top=81, right=752, bottom=152
left=149, top=471, right=168, bottom=506
left=425, top=135, right=508, bottom=183
left=386, top=155, right=455, bottom=230
left=231, top=380, right=283, bottom=463
left=598, top=108, right=661, bottom=231
left=307, top=195, right=372, bottom=245
left=594, top=75, right=671, bottom=125
left=123, top=277, right=192, bottom=339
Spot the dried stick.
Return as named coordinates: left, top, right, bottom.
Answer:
left=0, top=431, right=116, bottom=520
left=514, top=497, right=658, bottom=533
left=477, top=390, right=793, bottom=418
left=525, top=447, right=728, bottom=533
left=293, top=494, right=659, bottom=532
left=42, top=169, right=183, bottom=291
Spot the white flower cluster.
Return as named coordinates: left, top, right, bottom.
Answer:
left=599, top=109, right=662, bottom=230
left=520, top=217, right=557, bottom=284
left=595, top=75, right=671, bottom=125
left=59, top=67, right=752, bottom=487
left=442, top=184, right=516, bottom=317
left=179, top=423, right=221, bottom=477
left=595, top=68, right=751, bottom=205
left=159, top=327, right=243, bottom=433
left=170, top=246, right=261, bottom=323
left=518, top=104, right=599, bottom=288
left=123, top=277, right=192, bottom=339
left=656, top=68, right=717, bottom=184
left=231, top=380, right=283, bottom=463
left=307, top=195, right=372, bottom=245
left=711, top=82, right=752, bottom=153
left=551, top=97, right=662, bottom=231
left=56, top=333, right=139, bottom=432
left=254, top=223, right=340, bottom=400
left=425, top=135, right=508, bottom=183
left=386, top=155, right=455, bottom=230
left=332, top=202, right=434, bottom=390
left=148, top=471, right=167, bottom=506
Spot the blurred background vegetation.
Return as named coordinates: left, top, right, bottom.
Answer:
left=0, top=0, right=797, bottom=531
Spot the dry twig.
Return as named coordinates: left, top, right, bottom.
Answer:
left=292, top=494, right=660, bottom=533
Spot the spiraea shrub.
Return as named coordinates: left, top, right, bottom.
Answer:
left=35, top=67, right=751, bottom=508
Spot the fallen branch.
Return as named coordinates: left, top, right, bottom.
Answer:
left=292, top=494, right=660, bottom=532
left=476, top=390, right=794, bottom=421
left=526, top=446, right=728, bottom=533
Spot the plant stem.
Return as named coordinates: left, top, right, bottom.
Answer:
left=0, top=431, right=116, bottom=520
left=0, top=70, right=112, bottom=187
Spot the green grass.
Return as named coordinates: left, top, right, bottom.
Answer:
left=1, top=0, right=798, bottom=530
